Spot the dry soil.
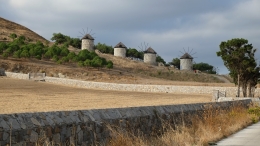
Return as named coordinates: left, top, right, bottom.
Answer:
left=0, top=77, right=211, bottom=114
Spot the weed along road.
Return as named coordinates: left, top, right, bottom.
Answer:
left=217, top=122, right=260, bottom=146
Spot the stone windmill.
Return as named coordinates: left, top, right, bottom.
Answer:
left=81, top=34, right=94, bottom=51
left=144, top=47, right=157, bottom=66
left=79, top=28, right=95, bottom=51
left=114, top=42, right=127, bottom=58
left=179, top=48, right=195, bottom=70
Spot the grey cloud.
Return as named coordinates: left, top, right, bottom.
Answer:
left=2, top=0, right=260, bottom=74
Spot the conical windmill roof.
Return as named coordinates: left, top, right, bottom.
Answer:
left=144, top=47, right=157, bottom=54
left=114, top=42, right=127, bottom=48
left=180, top=53, right=193, bottom=59
left=81, top=34, right=94, bottom=40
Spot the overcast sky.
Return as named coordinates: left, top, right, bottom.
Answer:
left=1, top=0, right=260, bottom=74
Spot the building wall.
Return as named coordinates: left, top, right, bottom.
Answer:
left=81, top=39, right=94, bottom=51
left=114, top=48, right=126, bottom=58
left=144, top=53, right=157, bottom=66
left=0, top=100, right=251, bottom=145
left=180, top=59, right=193, bottom=70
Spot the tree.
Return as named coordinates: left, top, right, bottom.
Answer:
left=51, top=33, right=81, bottom=48
left=170, top=58, right=180, bottom=69
left=156, top=55, right=166, bottom=65
left=95, top=43, right=113, bottom=54
left=51, top=33, right=67, bottom=44
left=247, top=67, right=260, bottom=97
left=193, top=62, right=217, bottom=74
left=217, top=38, right=257, bottom=97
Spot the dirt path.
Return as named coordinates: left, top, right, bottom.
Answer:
left=0, top=77, right=211, bottom=114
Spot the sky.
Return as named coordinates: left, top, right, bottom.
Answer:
left=1, top=0, right=260, bottom=74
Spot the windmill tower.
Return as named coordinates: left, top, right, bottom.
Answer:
left=180, top=48, right=195, bottom=70
left=144, top=47, right=157, bottom=66
left=79, top=28, right=95, bottom=51
left=114, top=42, right=127, bottom=58
left=81, top=34, right=94, bottom=51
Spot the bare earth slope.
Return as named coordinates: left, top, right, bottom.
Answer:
left=0, top=17, right=48, bottom=43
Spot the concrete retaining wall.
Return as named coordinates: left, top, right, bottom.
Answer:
left=0, top=100, right=252, bottom=145
left=4, top=72, right=260, bottom=97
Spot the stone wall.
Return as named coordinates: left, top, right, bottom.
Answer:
left=28, top=73, right=46, bottom=81
left=0, top=100, right=252, bottom=145
left=44, top=77, right=260, bottom=97
left=0, top=68, right=5, bottom=76
left=114, top=48, right=126, bottom=58
left=5, top=72, right=29, bottom=80
left=5, top=72, right=260, bottom=97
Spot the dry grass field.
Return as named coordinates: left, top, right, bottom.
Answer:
left=0, top=77, right=211, bottom=114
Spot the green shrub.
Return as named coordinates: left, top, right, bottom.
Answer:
left=52, top=55, right=59, bottom=62
left=20, top=50, right=30, bottom=58
left=13, top=50, right=22, bottom=58
left=84, top=59, right=92, bottom=67
left=35, top=55, right=41, bottom=60
left=61, top=56, right=69, bottom=63
left=106, top=60, right=113, bottom=69
left=2, top=52, right=9, bottom=59
left=77, top=61, right=84, bottom=67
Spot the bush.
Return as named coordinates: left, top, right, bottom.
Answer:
left=61, top=56, right=69, bottom=63
left=20, top=50, right=30, bottom=58
left=0, top=42, right=7, bottom=53
left=44, top=49, right=54, bottom=59
left=106, top=61, right=113, bottom=69
left=52, top=55, right=59, bottom=62
left=67, top=52, right=76, bottom=60
left=84, top=59, right=92, bottom=67
left=77, top=61, right=84, bottom=67
left=60, top=47, right=69, bottom=56
left=35, top=55, right=41, bottom=60
left=56, top=59, right=63, bottom=64
left=13, top=50, right=22, bottom=58
left=2, top=52, right=9, bottom=59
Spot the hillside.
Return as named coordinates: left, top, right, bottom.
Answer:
left=0, top=17, right=48, bottom=43
left=0, top=17, right=231, bottom=85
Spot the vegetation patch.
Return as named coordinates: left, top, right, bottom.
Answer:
left=107, top=104, right=258, bottom=146
left=0, top=33, right=113, bottom=69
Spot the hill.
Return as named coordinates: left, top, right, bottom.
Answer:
left=0, top=17, right=48, bottom=43
left=0, top=17, right=231, bottom=85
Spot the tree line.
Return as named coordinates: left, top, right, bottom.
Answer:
left=0, top=33, right=113, bottom=69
